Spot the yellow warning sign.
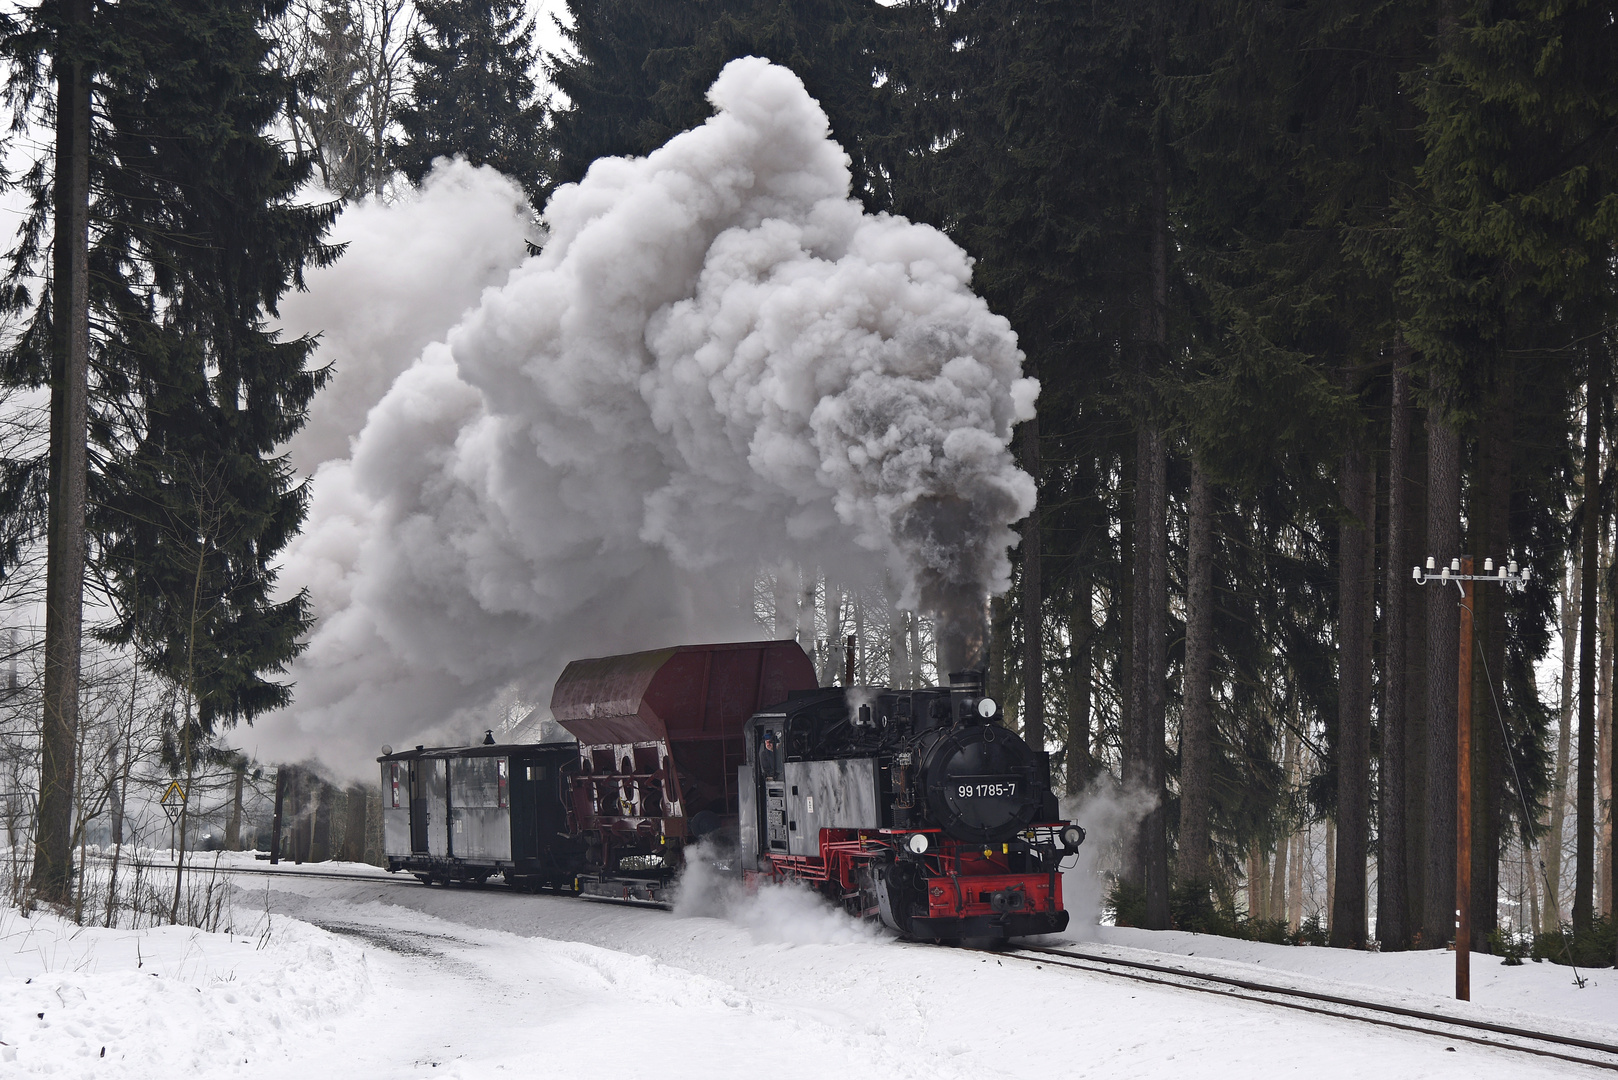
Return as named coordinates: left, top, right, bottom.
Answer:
left=160, top=781, right=186, bottom=822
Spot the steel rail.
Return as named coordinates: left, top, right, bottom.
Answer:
left=1006, top=945, right=1618, bottom=1073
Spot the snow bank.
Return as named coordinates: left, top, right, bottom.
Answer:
left=0, top=907, right=370, bottom=1077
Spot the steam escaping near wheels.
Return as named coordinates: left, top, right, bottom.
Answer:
left=272, top=58, right=1035, bottom=773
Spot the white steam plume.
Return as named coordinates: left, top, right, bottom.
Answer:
left=673, top=840, right=878, bottom=945
left=258, top=58, right=1035, bottom=773
left=275, top=159, right=535, bottom=474
left=1060, top=784, right=1161, bottom=940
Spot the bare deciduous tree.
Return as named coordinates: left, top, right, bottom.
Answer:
left=272, top=0, right=416, bottom=200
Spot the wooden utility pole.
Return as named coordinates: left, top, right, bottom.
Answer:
left=1415, top=554, right=1529, bottom=1001
left=1456, top=557, right=1474, bottom=1001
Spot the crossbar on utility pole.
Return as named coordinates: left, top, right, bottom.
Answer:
left=1414, top=554, right=1530, bottom=1002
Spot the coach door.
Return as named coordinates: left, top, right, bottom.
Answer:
left=509, top=755, right=539, bottom=861
left=759, top=727, right=788, bottom=856
left=409, top=759, right=428, bottom=853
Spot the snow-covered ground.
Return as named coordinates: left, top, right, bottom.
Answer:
left=3, top=853, right=1614, bottom=1079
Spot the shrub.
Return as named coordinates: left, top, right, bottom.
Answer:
left=1529, top=916, right=1616, bottom=968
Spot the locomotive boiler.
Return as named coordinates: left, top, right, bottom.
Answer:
left=740, top=669, right=1084, bottom=941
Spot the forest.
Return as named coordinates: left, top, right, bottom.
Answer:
left=0, top=0, right=1613, bottom=961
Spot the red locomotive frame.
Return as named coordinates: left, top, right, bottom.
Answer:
left=750, top=825, right=1069, bottom=939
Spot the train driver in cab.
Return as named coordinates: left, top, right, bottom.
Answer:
left=759, top=730, right=781, bottom=779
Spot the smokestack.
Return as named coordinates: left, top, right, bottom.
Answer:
left=844, top=634, right=855, bottom=685
left=949, top=669, right=987, bottom=725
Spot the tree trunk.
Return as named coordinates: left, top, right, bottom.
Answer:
left=854, top=589, right=866, bottom=684
left=1289, top=825, right=1305, bottom=932
left=1066, top=577, right=1093, bottom=796
left=1131, top=423, right=1170, bottom=928
left=1248, top=843, right=1267, bottom=920
left=30, top=0, right=94, bottom=907
left=1128, top=422, right=1152, bottom=887
left=1424, top=407, right=1462, bottom=944
left=885, top=575, right=907, bottom=688
left=909, top=611, right=923, bottom=688
left=988, top=596, right=1008, bottom=715
left=825, top=582, right=844, bottom=685
left=345, top=785, right=368, bottom=862
left=271, top=766, right=287, bottom=865
left=1470, top=391, right=1513, bottom=948
left=226, top=764, right=245, bottom=851
left=315, top=783, right=328, bottom=861
left=1576, top=369, right=1600, bottom=933
left=1271, top=730, right=1296, bottom=923
left=1119, top=445, right=1136, bottom=806
left=1597, top=523, right=1611, bottom=916
left=1020, top=407, right=1044, bottom=751
left=1545, top=560, right=1578, bottom=925
left=1405, top=414, right=1430, bottom=938
left=1528, top=840, right=1541, bottom=936
left=1325, top=817, right=1337, bottom=925
left=1378, top=354, right=1412, bottom=949
left=1128, top=24, right=1172, bottom=927
left=1180, top=458, right=1216, bottom=887
left=798, top=571, right=818, bottom=660
left=1333, top=399, right=1375, bottom=949
left=109, top=744, right=125, bottom=847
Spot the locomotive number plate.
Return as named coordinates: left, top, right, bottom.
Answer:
left=957, top=782, right=1017, bottom=798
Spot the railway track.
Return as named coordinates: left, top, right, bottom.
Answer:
left=1004, top=943, right=1618, bottom=1073
left=87, top=856, right=418, bottom=888
left=206, top=863, right=416, bottom=886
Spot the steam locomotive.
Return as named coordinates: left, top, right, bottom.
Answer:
left=379, top=640, right=1083, bottom=942
left=743, top=668, right=1082, bottom=940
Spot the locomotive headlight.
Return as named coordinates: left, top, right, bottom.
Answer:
left=1060, top=825, right=1086, bottom=852
left=976, top=697, right=998, bottom=719
left=907, top=832, right=931, bottom=855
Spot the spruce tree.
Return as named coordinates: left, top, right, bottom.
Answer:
left=547, top=0, right=898, bottom=209
left=1, top=0, right=337, bottom=896
left=395, top=0, right=552, bottom=207
left=1401, top=0, right=1618, bottom=940
left=88, top=0, right=337, bottom=733
left=546, top=0, right=705, bottom=183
